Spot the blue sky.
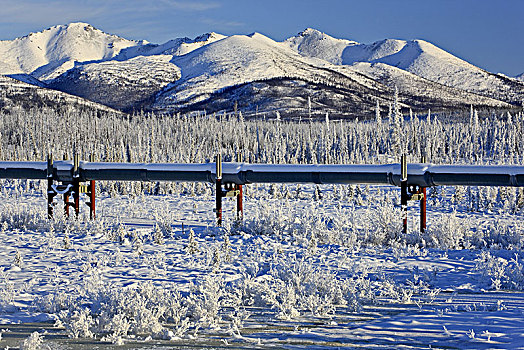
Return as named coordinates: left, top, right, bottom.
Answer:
left=0, top=0, right=522, bottom=76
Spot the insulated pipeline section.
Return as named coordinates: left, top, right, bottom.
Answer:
left=423, top=165, right=524, bottom=187
left=79, top=163, right=215, bottom=183
left=240, top=170, right=394, bottom=185
left=0, top=162, right=48, bottom=180
left=236, top=164, right=397, bottom=185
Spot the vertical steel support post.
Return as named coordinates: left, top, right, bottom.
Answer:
left=236, top=153, right=243, bottom=220
left=89, top=154, right=96, bottom=220
left=401, top=155, right=408, bottom=234
left=215, top=154, right=223, bottom=226
left=63, top=154, right=69, bottom=217
left=73, top=153, right=80, bottom=217
left=47, top=154, right=55, bottom=219
left=420, top=155, right=427, bottom=233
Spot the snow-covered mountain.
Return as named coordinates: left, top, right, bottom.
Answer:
left=0, top=23, right=520, bottom=117
left=517, top=73, right=524, bottom=82
left=153, top=33, right=387, bottom=112
left=49, top=55, right=181, bottom=111
left=156, top=33, right=395, bottom=116
left=0, top=22, right=146, bottom=81
left=152, top=32, right=505, bottom=116
left=285, top=29, right=524, bottom=105
left=346, top=62, right=506, bottom=110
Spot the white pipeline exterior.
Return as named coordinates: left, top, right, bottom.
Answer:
left=1, top=161, right=523, bottom=187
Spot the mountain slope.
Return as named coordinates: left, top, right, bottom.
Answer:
left=49, top=55, right=181, bottom=112
left=0, top=74, right=121, bottom=114
left=347, top=62, right=508, bottom=110
left=47, top=32, right=227, bottom=112
left=285, top=30, right=524, bottom=105
left=517, top=73, right=524, bottom=82
left=0, top=22, right=146, bottom=81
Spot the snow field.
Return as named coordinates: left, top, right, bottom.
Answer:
left=0, top=181, right=522, bottom=348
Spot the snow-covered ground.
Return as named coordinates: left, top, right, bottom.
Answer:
left=0, top=181, right=523, bottom=349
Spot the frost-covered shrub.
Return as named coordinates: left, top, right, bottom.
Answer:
left=258, top=256, right=354, bottom=319
left=153, top=206, right=173, bottom=238
left=234, top=203, right=291, bottom=237
left=0, top=269, right=16, bottom=308
left=60, top=308, right=95, bottom=338
left=420, top=214, right=523, bottom=250
left=20, top=331, right=45, bottom=350
left=0, top=203, right=45, bottom=231
left=186, top=228, right=200, bottom=254
left=33, top=291, right=76, bottom=314
left=38, top=280, right=193, bottom=340
left=484, top=219, right=524, bottom=249
left=475, top=251, right=524, bottom=290
left=423, top=212, right=469, bottom=249
left=365, top=204, right=403, bottom=246
left=231, top=202, right=359, bottom=248
left=91, top=281, right=166, bottom=335
left=188, top=274, right=225, bottom=327
left=106, top=222, right=131, bottom=243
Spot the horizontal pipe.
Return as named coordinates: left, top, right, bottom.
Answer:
left=0, top=161, right=47, bottom=179
left=79, top=162, right=215, bottom=182
left=0, top=161, right=523, bottom=187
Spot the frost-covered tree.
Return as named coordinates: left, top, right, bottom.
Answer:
left=375, top=100, right=381, bottom=124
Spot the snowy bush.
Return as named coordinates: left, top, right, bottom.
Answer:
left=475, top=251, right=524, bottom=290
left=423, top=212, right=470, bottom=249
left=20, top=331, right=46, bottom=350
left=0, top=203, right=45, bottom=231
left=365, top=203, right=403, bottom=245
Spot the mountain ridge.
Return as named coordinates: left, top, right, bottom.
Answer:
left=285, top=30, right=524, bottom=105
left=1, top=23, right=521, bottom=117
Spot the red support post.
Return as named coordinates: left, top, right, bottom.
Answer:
left=236, top=184, right=243, bottom=220
left=90, top=180, right=96, bottom=220
left=236, top=152, right=243, bottom=221
left=420, top=186, right=427, bottom=233
left=88, top=155, right=96, bottom=220
left=419, top=155, right=427, bottom=233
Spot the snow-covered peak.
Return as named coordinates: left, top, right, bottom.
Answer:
left=340, top=38, right=473, bottom=71
left=339, top=38, right=524, bottom=104
left=194, top=32, right=226, bottom=43
left=114, top=31, right=227, bottom=60
left=284, top=28, right=358, bottom=65
left=174, top=32, right=227, bottom=56
left=0, top=22, right=146, bottom=80
left=172, top=33, right=287, bottom=81
left=516, top=72, right=524, bottom=82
